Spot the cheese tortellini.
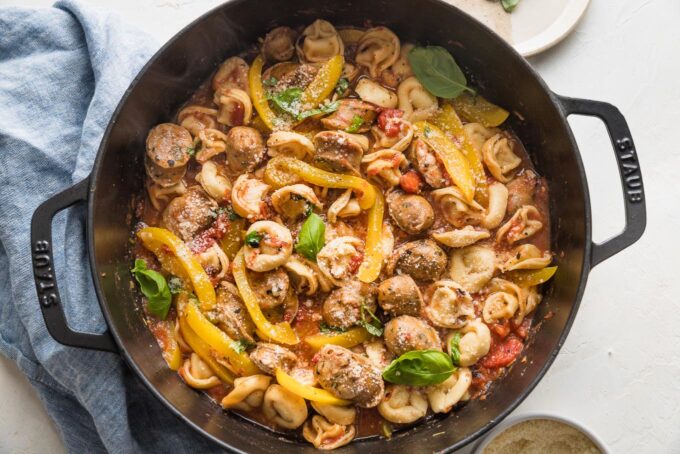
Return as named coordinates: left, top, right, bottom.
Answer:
left=284, top=254, right=332, bottom=295
left=221, top=374, right=272, bottom=411
left=432, top=186, right=485, bottom=228
left=496, top=205, right=543, bottom=244
left=177, top=105, right=218, bottom=136
left=424, top=280, right=475, bottom=329
left=311, top=401, right=357, bottom=425
left=303, top=415, right=356, bottom=450
left=448, top=319, right=491, bottom=367
left=231, top=174, right=270, bottom=220
left=426, top=367, right=472, bottom=413
left=266, top=131, right=314, bottom=160
left=371, top=118, right=414, bottom=152
left=355, top=26, right=400, bottom=78
left=262, top=384, right=308, bottom=429
left=327, top=189, right=361, bottom=224
left=180, top=353, right=221, bottom=389
left=398, top=76, right=439, bottom=122
left=503, top=244, right=552, bottom=271
left=483, top=134, right=522, bottom=183
left=271, top=184, right=323, bottom=221
left=483, top=278, right=522, bottom=323
left=378, top=385, right=428, bottom=424
left=448, top=244, right=497, bottom=293
left=195, top=161, right=231, bottom=203
left=215, top=88, right=252, bottom=127
left=243, top=221, right=293, bottom=272
left=297, top=19, right=344, bottom=63
left=316, top=236, right=363, bottom=286
left=432, top=226, right=490, bottom=248
left=361, top=149, right=408, bottom=188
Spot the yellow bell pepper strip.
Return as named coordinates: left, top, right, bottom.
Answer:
left=505, top=266, right=558, bottom=287
left=452, top=92, right=509, bottom=127
left=276, top=368, right=351, bottom=406
left=300, top=54, right=344, bottom=106
left=137, top=227, right=216, bottom=311
left=248, top=54, right=277, bottom=131
left=358, top=187, right=385, bottom=283
left=178, top=314, right=235, bottom=384
left=304, top=327, right=372, bottom=350
left=432, top=104, right=488, bottom=204
left=233, top=249, right=299, bottom=345
left=219, top=217, right=245, bottom=261
left=264, top=157, right=376, bottom=210
left=156, top=320, right=182, bottom=371
left=183, top=297, right=260, bottom=376
left=413, top=121, right=476, bottom=202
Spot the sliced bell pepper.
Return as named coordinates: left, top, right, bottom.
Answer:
left=183, top=298, right=260, bottom=376
left=178, top=313, right=235, bottom=384
left=248, top=54, right=277, bottom=131
left=304, top=327, right=372, bottom=350
left=505, top=266, right=558, bottom=287
left=358, top=187, right=385, bottom=283
left=137, top=227, right=216, bottom=311
left=432, top=103, right=488, bottom=204
left=264, top=157, right=376, bottom=210
left=220, top=218, right=245, bottom=261
left=452, top=92, right=509, bottom=127
left=413, top=121, right=476, bottom=202
left=300, top=54, right=344, bottom=106
left=233, top=249, right=299, bottom=345
left=275, top=368, right=351, bottom=406
left=158, top=320, right=182, bottom=371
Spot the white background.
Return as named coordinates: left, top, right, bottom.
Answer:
left=1, top=0, right=678, bottom=452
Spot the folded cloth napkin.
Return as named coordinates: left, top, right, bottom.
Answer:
left=0, top=1, right=223, bottom=452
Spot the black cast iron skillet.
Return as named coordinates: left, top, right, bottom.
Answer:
left=30, top=0, right=646, bottom=451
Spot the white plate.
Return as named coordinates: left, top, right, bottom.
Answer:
left=512, top=0, right=591, bottom=56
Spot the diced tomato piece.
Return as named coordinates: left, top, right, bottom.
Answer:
left=512, top=317, right=532, bottom=339
left=490, top=321, right=511, bottom=339
left=377, top=108, right=404, bottom=137
left=480, top=336, right=523, bottom=369
left=399, top=170, right=423, bottom=194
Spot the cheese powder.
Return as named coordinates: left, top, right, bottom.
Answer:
left=483, top=419, right=603, bottom=454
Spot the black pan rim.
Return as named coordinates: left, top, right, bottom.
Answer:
left=86, top=0, right=593, bottom=451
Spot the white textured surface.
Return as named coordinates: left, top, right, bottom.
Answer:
left=1, top=0, right=678, bottom=453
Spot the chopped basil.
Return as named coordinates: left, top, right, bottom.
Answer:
left=382, top=350, right=455, bottom=386
left=297, top=100, right=340, bottom=121
left=501, top=0, right=521, bottom=13
left=131, top=259, right=172, bottom=319
left=245, top=230, right=263, bottom=248
left=319, top=322, right=346, bottom=334
left=357, top=305, right=383, bottom=336
left=294, top=212, right=325, bottom=261
left=268, top=87, right=303, bottom=116
left=449, top=332, right=462, bottom=366
left=345, top=115, right=364, bottom=133
left=408, top=46, right=474, bottom=99
left=168, top=276, right=183, bottom=295
left=335, top=77, right=350, bottom=95
left=231, top=339, right=255, bottom=354
left=263, top=76, right=278, bottom=87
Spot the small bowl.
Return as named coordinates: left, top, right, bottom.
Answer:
left=473, top=412, right=609, bottom=454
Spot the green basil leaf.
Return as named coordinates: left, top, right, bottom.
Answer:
left=357, top=305, right=383, bottom=336
left=263, top=76, right=278, bottom=87
left=297, top=101, right=340, bottom=121
left=231, top=339, right=255, bottom=354
left=335, top=77, right=350, bottom=95
left=345, top=115, right=364, bottom=133
left=269, top=87, right=303, bottom=116
left=245, top=230, right=263, bottom=248
left=449, top=332, right=462, bottom=366
left=131, top=259, right=172, bottom=319
left=408, top=46, right=474, bottom=99
left=319, top=322, right=346, bottom=334
left=382, top=349, right=455, bottom=386
left=295, top=212, right=325, bottom=261
left=501, top=0, right=521, bottom=13
left=168, top=276, right=183, bottom=295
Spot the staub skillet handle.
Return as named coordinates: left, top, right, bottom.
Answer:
left=557, top=95, right=646, bottom=267
left=31, top=178, right=118, bottom=352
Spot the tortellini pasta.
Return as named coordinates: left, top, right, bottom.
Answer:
left=398, top=76, right=439, bottom=122
left=424, top=280, right=475, bottom=329
left=146, top=180, right=187, bottom=211
left=371, top=118, right=414, bottom=152
left=464, top=122, right=498, bottom=158
left=356, top=26, right=400, bottom=78
left=221, top=374, right=271, bottom=411
left=302, top=415, right=356, bottom=450
left=381, top=42, right=415, bottom=87
left=327, top=189, right=361, bottom=224
left=481, top=181, right=509, bottom=229
left=195, top=243, right=230, bottom=281
left=297, top=19, right=344, bottom=63
left=243, top=221, right=293, bottom=272
left=502, top=244, right=552, bottom=271
left=311, top=402, right=356, bottom=426
left=271, top=184, right=323, bottom=221
left=432, top=226, right=490, bottom=248
left=448, top=319, right=491, bottom=367
left=215, top=88, right=252, bottom=127
left=483, top=278, right=522, bottom=323
left=426, top=367, right=472, bottom=413
left=483, top=134, right=522, bottom=183
left=195, top=161, right=231, bottom=203
left=432, top=186, right=485, bottom=228
left=266, top=131, right=314, bottom=160
left=180, top=353, right=221, bottom=389
left=283, top=254, right=332, bottom=295
left=177, top=105, right=218, bottom=136
left=195, top=128, right=228, bottom=163
left=378, top=385, right=428, bottom=424
left=496, top=205, right=543, bottom=244
left=448, top=244, right=497, bottom=293
left=231, top=174, right=270, bottom=220
left=263, top=26, right=297, bottom=62
left=355, top=78, right=398, bottom=108
left=316, top=236, right=363, bottom=286
left=363, top=339, right=394, bottom=371
left=212, top=56, right=249, bottom=94
left=361, top=149, right=408, bottom=188
left=262, top=384, right=308, bottom=429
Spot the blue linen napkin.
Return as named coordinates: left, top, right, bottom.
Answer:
left=0, top=1, right=222, bottom=452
